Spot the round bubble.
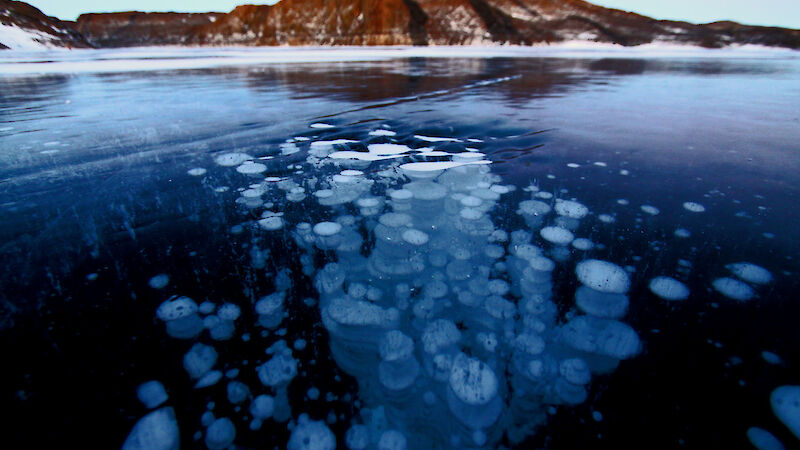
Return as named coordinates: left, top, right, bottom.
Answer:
left=683, top=202, right=706, bottom=212
left=540, top=226, right=574, bottom=246
left=771, top=386, right=800, bottom=440
left=712, top=277, right=755, bottom=301
left=726, top=262, right=773, bottom=285
left=214, top=152, right=251, bottom=166
left=648, top=276, right=690, bottom=301
left=575, top=260, right=631, bottom=294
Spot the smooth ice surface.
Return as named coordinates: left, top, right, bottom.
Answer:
left=4, top=46, right=800, bottom=450
left=2, top=46, right=797, bottom=76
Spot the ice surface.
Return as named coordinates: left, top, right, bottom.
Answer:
left=101, top=108, right=745, bottom=448
left=1, top=45, right=795, bottom=77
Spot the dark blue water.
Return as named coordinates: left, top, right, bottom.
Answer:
left=1, top=52, right=799, bottom=449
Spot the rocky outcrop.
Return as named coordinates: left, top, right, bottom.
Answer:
left=167, top=0, right=800, bottom=49
left=74, top=11, right=224, bottom=47
left=3, top=0, right=799, bottom=50
left=0, top=0, right=91, bottom=49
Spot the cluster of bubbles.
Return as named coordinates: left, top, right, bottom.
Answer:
left=121, top=122, right=793, bottom=450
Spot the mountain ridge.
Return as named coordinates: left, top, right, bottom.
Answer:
left=0, top=0, right=91, bottom=49
left=2, top=0, right=799, bottom=50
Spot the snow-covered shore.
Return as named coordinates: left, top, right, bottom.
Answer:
left=1, top=43, right=797, bottom=76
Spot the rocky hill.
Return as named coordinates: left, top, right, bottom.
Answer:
left=2, top=0, right=799, bottom=50
left=74, top=11, right=225, bottom=48
left=0, top=0, right=91, bottom=49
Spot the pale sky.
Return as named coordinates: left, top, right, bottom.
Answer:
left=591, top=0, right=800, bottom=29
left=29, top=1, right=280, bottom=20
left=27, top=0, right=800, bottom=29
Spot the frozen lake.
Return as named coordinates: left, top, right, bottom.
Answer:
left=1, top=47, right=799, bottom=449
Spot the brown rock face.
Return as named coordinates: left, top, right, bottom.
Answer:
left=75, top=12, right=225, bottom=47
left=0, top=0, right=92, bottom=49
left=184, top=0, right=800, bottom=49
left=6, top=0, right=800, bottom=50
left=194, top=0, right=420, bottom=46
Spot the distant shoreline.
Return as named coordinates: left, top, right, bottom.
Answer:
left=1, top=43, right=797, bottom=77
